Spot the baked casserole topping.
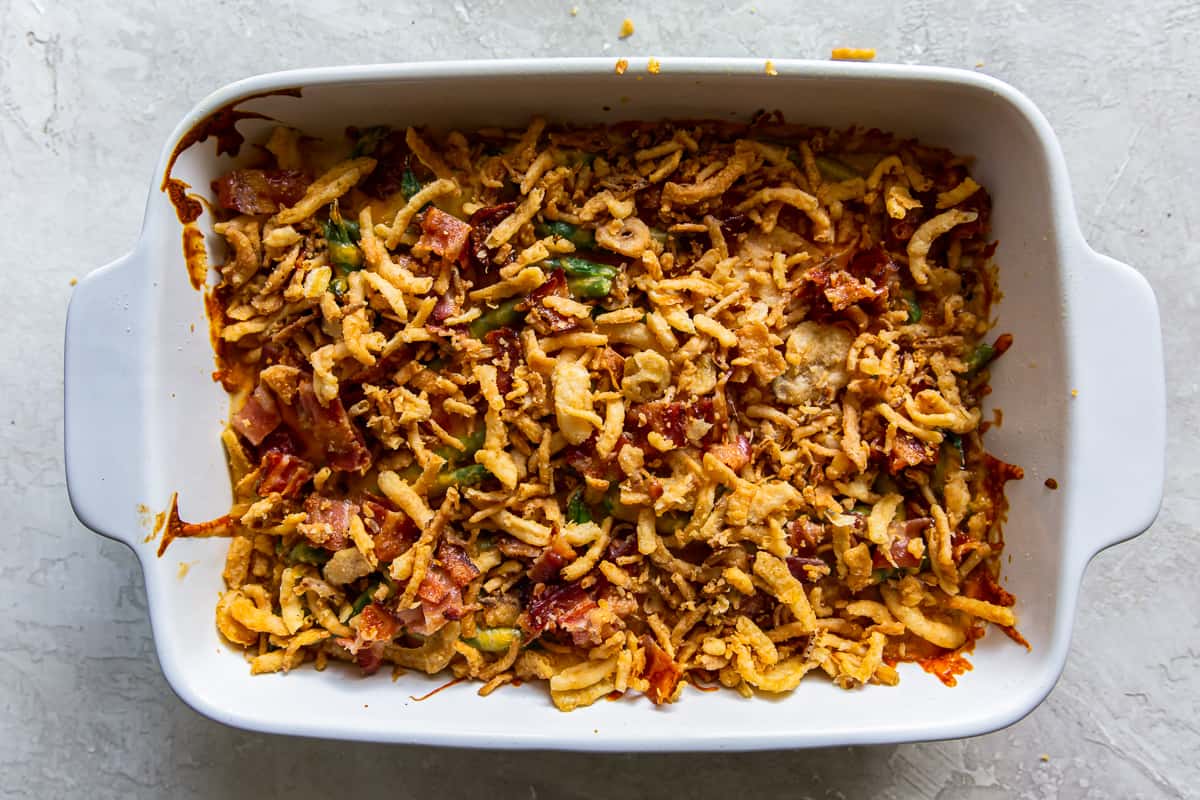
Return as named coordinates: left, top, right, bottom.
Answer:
left=163, top=114, right=1024, bottom=709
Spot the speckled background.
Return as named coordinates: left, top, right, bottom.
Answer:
left=2, top=1, right=1195, bottom=797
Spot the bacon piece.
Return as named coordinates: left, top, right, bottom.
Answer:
left=231, top=384, right=281, bottom=446
left=521, top=584, right=603, bottom=647
left=294, top=379, right=372, bottom=472
left=361, top=499, right=417, bottom=563
left=259, top=426, right=301, bottom=457
left=786, top=556, right=831, bottom=582
left=562, top=431, right=628, bottom=481
left=627, top=399, right=715, bottom=450
left=466, top=201, right=517, bottom=275
left=301, top=494, right=358, bottom=550
left=417, top=566, right=456, bottom=605
left=437, top=542, right=480, bottom=587
left=424, top=292, right=463, bottom=337
left=823, top=270, right=877, bottom=311
left=335, top=637, right=387, bottom=674
left=418, top=207, right=472, bottom=262
left=604, top=534, right=638, bottom=562
left=529, top=537, right=576, bottom=584
left=357, top=603, right=402, bottom=642
left=495, top=535, right=544, bottom=560
left=846, top=246, right=898, bottom=309
left=888, top=430, right=937, bottom=474
left=256, top=452, right=313, bottom=498
left=872, top=517, right=933, bottom=568
left=594, top=346, right=625, bottom=387
left=396, top=587, right=467, bottom=636
left=641, top=635, right=683, bottom=704
left=787, top=518, right=826, bottom=556
left=213, top=169, right=310, bottom=215
left=706, top=434, right=751, bottom=472
left=521, top=269, right=579, bottom=336
left=485, top=327, right=522, bottom=396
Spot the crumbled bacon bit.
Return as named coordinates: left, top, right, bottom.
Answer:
left=231, top=383, right=281, bottom=446
left=301, top=494, right=358, bottom=550
left=437, top=541, right=481, bottom=587
left=521, top=269, right=580, bottom=336
left=466, top=201, right=517, bottom=275
left=362, top=499, right=417, bottom=563
left=872, top=518, right=932, bottom=568
left=357, top=603, right=402, bottom=642
left=293, top=379, right=372, bottom=473
left=706, top=434, right=751, bottom=472
left=888, top=430, right=937, bottom=474
left=788, top=518, right=826, bottom=556
left=417, top=207, right=472, bottom=263
left=485, top=327, right=522, bottom=396
left=496, top=536, right=544, bottom=560
left=213, top=169, right=309, bottom=215
left=786, top=556, right=831, bottom=582
left=418, top=566, right=456, bottom=605
left=640, top=635, right=682, bottom=704
left=529, top=536, right=576, bottom=584
left=522, top=583, right=602, bottom=646
left=256, top=452, right=313, bottom=498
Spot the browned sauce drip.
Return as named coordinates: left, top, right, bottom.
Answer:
left=160, top=88, right=302, bottom=228
left=409, top=676, right=464, bottom=702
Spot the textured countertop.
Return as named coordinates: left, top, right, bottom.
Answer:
left=3, top=1, right=1195, bottom=797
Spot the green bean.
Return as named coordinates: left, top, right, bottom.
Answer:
left=814, top=155, right=861, bottom=182
left=435, top=464, right=490, bottom=491
left=932, top=434, right=964, bottom=494
left=965, top=342, right=996, bottom=375
left=567, top=488, right=592, bottom=524
left=548, top=256, right=618, bottom=280
left=322, top=216, right=362, bottom=271
left=350, top=580, right=381, bottom=616
left=871, top=567, right=902, bottom=584
left=469, top=298, right=523, bottom=338
left=288, top=542, right=330, bottom=566
left=464, top=627, right=522, bottom=653
left=351, top=125, right=390, bottom=158
left=329, top=276, right=349, bottom=296
left=567, top=275, right=613, bottom=299
left=903, top=290, right=922, bottom=323
left=535, top=221, right=596, bottom=249
left=401, top=168, right=422, bottom=200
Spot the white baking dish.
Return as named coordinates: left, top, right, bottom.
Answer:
left=64, top=58, right=1165, bottom=750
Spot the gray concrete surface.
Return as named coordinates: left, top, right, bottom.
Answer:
left=2, top=0, right=1195, bottom=797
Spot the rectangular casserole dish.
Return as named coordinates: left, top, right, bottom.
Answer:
left=64, top=58, right=1165, bottom=750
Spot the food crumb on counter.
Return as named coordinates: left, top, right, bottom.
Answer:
left=570, top=5, right=578, bottom=15
left=615, top=58, right=629, bottom=75
left=647, top=57, right=661, bottom=74
left=831, top=47, right=876, bottom=61
left=1040, top=753, right=1051, bottom=762
left=1071, top=389, right=1079, bottom=397
left=1044, top=478, right=1059, bottom=490
left=765, top=60, right=778, bottom=76
left=69, top=277, right=78, bottom=286
left=619, top=17, right=634, bottom=38
left=177, top=561, right=195, bottom=579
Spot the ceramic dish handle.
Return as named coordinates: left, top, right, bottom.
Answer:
left=64, top=249, right=150, bottom=547
left=1068, top=246, right=1165, bottom=557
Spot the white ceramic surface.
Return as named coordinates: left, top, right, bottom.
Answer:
left=64, top=58, right=1164, bottom=751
